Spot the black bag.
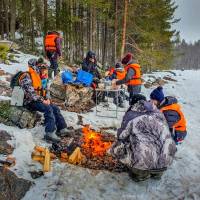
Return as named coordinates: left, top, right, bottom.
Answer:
left=10, top=71, right=25, bottom=89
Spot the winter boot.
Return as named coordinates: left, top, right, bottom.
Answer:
left=129, top=168, right=151, bottom=182
left=56, top=128, right=73, bottom=137
left=44, top=130, right=61, bottom=143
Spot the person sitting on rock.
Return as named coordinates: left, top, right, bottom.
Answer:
left=150, top=86, right=187, bottom=145
left=18, top=58, right=71, bottom=142
left=110, top=94, right=176, bottom=182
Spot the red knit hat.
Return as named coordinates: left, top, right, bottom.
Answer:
left=121, top=53, right=133, bottom=65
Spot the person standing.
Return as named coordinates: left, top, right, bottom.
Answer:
left=112, top=53, right=142, bottom=104
left=44, top=31, right=62, bottom=77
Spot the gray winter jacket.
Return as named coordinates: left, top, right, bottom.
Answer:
left=110, top=100, right=176, bottom=171
left=19, top=72, right=43, bottom=105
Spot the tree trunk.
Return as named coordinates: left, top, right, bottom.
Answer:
left=0, top=0, right=4, bottom=39
left=10, top=0, right=16, bottom=40
left=43, top=0, right=48, bottom=35
left=56, top=0, right=61, bottom=30
left=89, top=6, right=93, bottom=50
left=43, top=0, right=48, bottom=55
left=121, top=0, right=128, bottom=58
left=3, top=0, right=9, bottom=38
left=114, top=0, right=118, bottom=61
left=102, top=20, right=108, bottom=66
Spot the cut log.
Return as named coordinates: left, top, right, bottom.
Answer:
left=50, top=75, right=95, bottom=113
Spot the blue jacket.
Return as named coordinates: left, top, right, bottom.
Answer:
left=159, top=96, right=187, bottom=141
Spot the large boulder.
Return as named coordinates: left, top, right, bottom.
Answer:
left=50, top=75, right=95, bottom=113
left=0, top=166, right=32, bottom=200
left=0, top=100, right=41, bottom=128
left=0, top=130, right=14, bottom=155
left=0, top=80, right=12, bottom=97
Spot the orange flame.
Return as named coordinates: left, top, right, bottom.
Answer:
left=81, top=126, right=112, bottom=157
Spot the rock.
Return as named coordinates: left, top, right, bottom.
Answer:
left=144, top=78, right=168, bottom=88
left=163, top=76, right=177, bottom=82
left=165, top=70, right=177, bottom=76
left=0, top=69, right=5, bottom=76
left=0, top=40, right=20, bottom=50
left=0, top=100, right=41, bottom=128
left=152, top=78, right=168, bottom=86
left=50, top=75, right=95, bottom=113
left=0, top=80, right=12, bottom=97
left=0, top=130, right=14, bottom=155
left=0, top=166, right=32, bottom=200
left=144, top=81, right=153, bottom=88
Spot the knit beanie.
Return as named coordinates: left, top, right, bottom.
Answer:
left=121, top=53, right=133, bottom=65
left=150, top=86, right=165, bottom=103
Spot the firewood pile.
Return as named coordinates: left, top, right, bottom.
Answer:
left=51, top=127, right=128, bottom=173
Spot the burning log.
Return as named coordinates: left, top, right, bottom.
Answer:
left=49, top=127, right=128, bottom=173
left=60, top=153, right=68, bottom=162
left=68, top=147, right=86, bottom=165
left=81, top=126, right=112, bottom=158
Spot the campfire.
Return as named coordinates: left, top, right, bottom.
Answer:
left=81, top=125, right=112, bottom=157
left=50, top=126, right=128, bottom=173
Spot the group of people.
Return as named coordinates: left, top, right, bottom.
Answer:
left=10, top=30, right=187, bottom=182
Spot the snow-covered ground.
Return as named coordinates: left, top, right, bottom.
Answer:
left=0, top=52, right=200, bottom=200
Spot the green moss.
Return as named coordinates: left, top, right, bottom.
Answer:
left=0, top=44, right=9, bottom=62
left=8, top=54, right=15, bottom=60
left=0, top=102, right=11, bottom=119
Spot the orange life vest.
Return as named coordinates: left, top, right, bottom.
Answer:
left=19, top=69, right=46, bottom=97
left=44, top=34, right=58, bottom=51
left=116, top=70, right=126, bottom=80
left=28, top=67, right=42, bottom=96
left=160, top=103, right=187, bottom=132
left=108, top=67, right=115, bottom=76
left=125, top=63, right=142, bottom=85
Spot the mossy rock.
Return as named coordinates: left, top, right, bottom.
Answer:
left=0, top=43, right=9, bottom=62
left=0, top=100, right=41, bottom=128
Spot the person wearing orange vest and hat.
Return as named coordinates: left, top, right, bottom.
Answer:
left=107, top=63, right=126, bottom=107
left=17, top=58, right=70, bottom=143
left=112, top=53, right=142, bottom=104
left=44, top=31, right=62, bottom=77
left=150, top=86, right=187, bottom=145
left=107, top=63, right=126, bottom=81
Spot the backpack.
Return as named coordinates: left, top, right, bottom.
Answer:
left=10, top=71, right=26, bottom=89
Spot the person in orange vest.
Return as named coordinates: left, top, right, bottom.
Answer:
left=150, top=86, right=187, bottom=145
left=44, top=31, right=62, bottom=77
left=107, top=63, right=126, bottom=81
left=112, top=53, right=142, bottom=104
left=13, top=58, right=71, bottom=143
left=107, top=63, right=126, bottom=107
